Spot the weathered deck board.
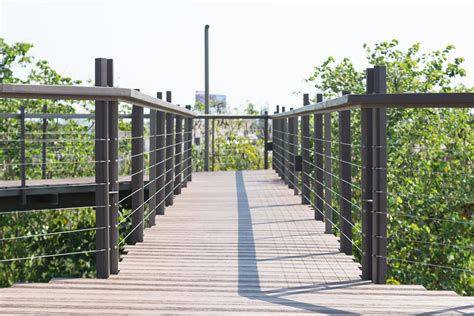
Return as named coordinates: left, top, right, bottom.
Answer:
left=1, top=170, right=473, bottom=314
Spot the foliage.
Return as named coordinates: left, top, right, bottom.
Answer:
left=0, top=39, right=98, bottom=286
left=192, top=103, right=267, bottom=171
left=306, top=40, right=473, bottom=295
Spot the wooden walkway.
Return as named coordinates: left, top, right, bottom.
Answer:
left=1, top=170, right=473, bottom=314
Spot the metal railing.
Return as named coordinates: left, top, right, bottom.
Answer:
left=194, top=114, right=270, bottom=171
left=1, top=62, right=472, bottom=293
left=271, top=65, right=473, bottom=286
left=0, top=58, right=197, bottom=279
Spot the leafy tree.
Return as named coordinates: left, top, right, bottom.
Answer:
left=0, top=39, right=96, bottom=286
left=306, top=40, right=473, bottom=295
left=192, top=102, right=267, bottom=171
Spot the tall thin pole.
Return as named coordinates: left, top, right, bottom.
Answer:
left=204, top=24, right=210, bottom=171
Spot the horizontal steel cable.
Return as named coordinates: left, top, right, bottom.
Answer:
left=373, top=210, right=472, bottom=225
left=378, top=236, right=474, bottom=250
left=301, top=187, right=362, bottom=254
left=117, top=159, right=191, bottom=224
left=0, top=205, right=105, bottom=215
left=301, top=181, right=361, bottom=231
left=302, top=134, right=362, bottom=148
left=302, top=147, right=364, bottom=169
left=305, top=159, right=362, bottom=191
left=118, top=166, right=192, bottom=246
left=0, top=248, right=107, bottom=263
left=303, top=171, right=362, bottom=211
left=380, top=256, right=474, bottom=274
left=0, top=226, right=106, bottom=242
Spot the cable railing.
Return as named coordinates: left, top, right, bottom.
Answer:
left=271, top=65, right=473, bottom=293
left=0, top=61, right=472, bottom=296
left=193, top=114, right=271, bottom=171
left=0, top=58, right=197, bottom=280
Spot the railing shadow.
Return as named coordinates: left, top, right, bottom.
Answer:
left=235, top=170, right=360, bottom=314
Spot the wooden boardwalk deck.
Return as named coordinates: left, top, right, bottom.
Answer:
left=1, top=170, right=473, bottom=314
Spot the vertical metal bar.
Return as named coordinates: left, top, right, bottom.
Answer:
left=156, top=92, right=166, bottom=215
left=20, top=106, right=26, bottom=205
left=301, top=94, right=310, bottom=205
left=291, top=111, right=299, bottom=195
left=314, top=94, right=324, bottom=220
left=185, top=105, right=193, bottom=183
left=274, top=117, right=278, bottom=175
left=361, top=68, right=374, bottom=280
left=107, top=59, right=119, bottom=274
left=174, top=113, right=183, bottom=195
left=288, top=110, right=295, bottom=190
left=264, top=112, right=269, bottom=170
left=274, top=105, right=280, bottom=176
left=130, top=104, right=144, bottom=244
left=183, top=105, right=192, bottom=186
left=42, top=104, right=47, bottom=179
left=323, top=106, right=333, bottom=234
left=95, top=57, right=110, bottom=279
left=204, top=25, right=210, bottom=172
left=211, top=118, right=215, bottom=171
left=165, top=91, right=175, bottom=206
left=271, top=113, right=275, bottom=171
left=339, top=105, right=352, bottom=255
left=282, top=107, right=288, bottom=184
left=149, top=108, right=157, bottom=225
left=372, top=65, right=387, bottom=284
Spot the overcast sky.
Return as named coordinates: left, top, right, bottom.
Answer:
left=1, top=0, right=473, bottom=112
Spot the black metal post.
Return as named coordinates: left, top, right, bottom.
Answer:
left=184, top=105, right=193, bottom=184
left=149, top=108, right=157, bottom=226
left=339, top=91, right=352, bottom=255
left=95, top=58, right=110, bottom=279
left=301, top=94, right=310, bottom=205
left=107, top=59, right=119, bottom=274
left=130, top=104, right=144, bottom=244
left=323, top=99, right=333, bottom=234
left=187, top=105, right=193, bottom=182
left=204, top=25, right=210, bottom=172
left=271, top=113, right=275, bottom=171
left=361, top=68, right=374, bottom=280
left=20, top=106, right=26, bottom=205
left=42, top=104, right=47, bottom=179
left=290, top=109, right=299, bottom=195
left=264, top=112, right=269, bottom=169
left=174, top=113, right=183, bottom=195
left=156, top=92, right=166, bottom=215
left=276, top=118, right=281, bottom=177
left=282, top=107, right=288, bottom=184
left=372, top=65, right=387, bottom=284
left=165, top=91, right=175, bottom=206
left=288, top=110, right=295, bottom=191
left=211, top=118, right=215, bottom=171
left=275, top=105, right=280, bottom=176
left=314, top=94, right=324, bottom=221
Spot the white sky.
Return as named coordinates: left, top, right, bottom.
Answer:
left=1, top=0, right=473, bottom=113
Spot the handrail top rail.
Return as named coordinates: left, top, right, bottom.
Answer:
left=272, top=92, right=474, bottom=119
left=0, top=83, right=197, bottom=118
left=0, top=113, right=270, bottom=120
left=196, top=114, right=269, bottom=119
